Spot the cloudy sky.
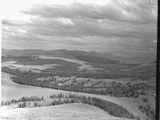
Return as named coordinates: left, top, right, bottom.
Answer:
left=2, top=0, right=157, bottom=55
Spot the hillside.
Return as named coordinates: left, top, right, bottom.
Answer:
left=2, top=49, right=156, bottom=80
left=0, top=103, right=134, bottom=120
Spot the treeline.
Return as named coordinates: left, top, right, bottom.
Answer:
left=11, top=75, right=150, bottom=98
left=1, top=96, right=44, bottom=106
left=2, top=67, right=153, bottom=98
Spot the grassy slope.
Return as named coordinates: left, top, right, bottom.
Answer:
left=0, top=103, right=133, bottom=120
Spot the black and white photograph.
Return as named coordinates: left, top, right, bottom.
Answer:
left=0, top=0, right=157, bottom=120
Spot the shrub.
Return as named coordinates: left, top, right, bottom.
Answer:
left=18, top=102, right=26, bottom=108
left=139, top=105, right=155, bottom=120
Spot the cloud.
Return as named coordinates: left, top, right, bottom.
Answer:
left=2, top=0, right=157, bottom=57
left=23, top=1, right=157, bottom=23
left=55, top=18, right=75, bottom=26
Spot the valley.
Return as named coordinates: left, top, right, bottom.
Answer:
left=1, top=49, right=156, bottom=120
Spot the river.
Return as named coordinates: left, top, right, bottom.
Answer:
left=1, top=72, right=70, bottom=101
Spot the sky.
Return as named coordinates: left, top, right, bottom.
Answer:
left=1, top=0, right=157, bottom=55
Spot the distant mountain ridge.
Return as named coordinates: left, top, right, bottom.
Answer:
left=2, top=49, right=155, bottom=64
